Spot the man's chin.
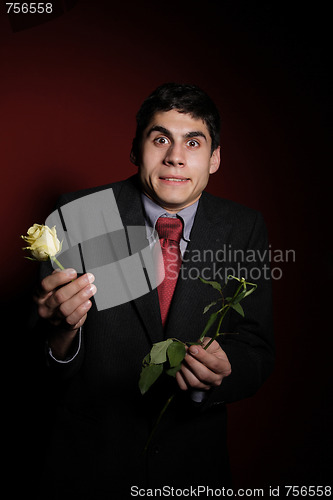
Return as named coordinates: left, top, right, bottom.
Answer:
left=155, top=196, right=192, bottom=212
left=141, top=184, right=197, bottom=211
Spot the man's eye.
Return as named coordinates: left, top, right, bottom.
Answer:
left=154, top=136, right=169, bottom=145
left=187, top=139, right=199, bottom=147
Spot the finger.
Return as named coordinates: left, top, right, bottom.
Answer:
left=40, top=268, right=77, bottom=295
left=202, top=337, right=223, bottom=354
left=33, top=289, right=53, bottom=305
left=184, top=354, right=221, bottom=387
left=58, top=283, right=97, bottom=318
left=179, top=361, right=212, bottom=390
left=63, top=300, right=92, bottom=329
left=34, top=271, right=65, bottom=303
left=45, top=273, right=95, bottom=311
left=176, top=370, right=189, bottom=391
left=188, top=343, right=230, bottom=376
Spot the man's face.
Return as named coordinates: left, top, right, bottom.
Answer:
left=138, top=110, right=220, bottom=212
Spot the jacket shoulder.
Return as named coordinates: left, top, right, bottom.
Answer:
left=201, top=190, right=264, bottom=226
left=55, top=175, right=137, bottom=208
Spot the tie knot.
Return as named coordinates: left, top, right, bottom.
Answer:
left=155, top=217, right=183, bottom=243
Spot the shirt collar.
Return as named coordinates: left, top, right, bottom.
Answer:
left=141, top=193, right=199, bottom=242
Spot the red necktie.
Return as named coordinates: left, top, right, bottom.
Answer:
left=155, top=217, right=183, bottom=327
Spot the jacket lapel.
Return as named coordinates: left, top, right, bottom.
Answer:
left=165, top=192, right=233, bottom=342
left=115, top=175, right=164, bottom=345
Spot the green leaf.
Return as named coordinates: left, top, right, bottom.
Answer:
left=199, top=277, right=222, bottom=292
left=242, top=285, right=257, bottom=298
left=165, top=363, right=182, bottom=377
left=203, top=300, right=218, bottom=314
left=167, top=341, right=186, bottom=368
left=231, top=289, right=247, bottom=305
left=139, top=363, right=163, bottom=395
left=199, top=310, right=220, bottom=341
left=232, top=284, right=257, bottom=305
left=142, top=353, right=150, bottom=366
left=150, top=339, right=173, bottom=364
left=230, top=302, right=244, bottom=317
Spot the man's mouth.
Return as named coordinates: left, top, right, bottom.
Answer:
left=159, top=176, right=190, bottom=182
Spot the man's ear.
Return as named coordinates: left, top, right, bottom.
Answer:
left=209, top=146, right=220, bottom=174
left=130, top=149, right=137, bottom=166
left=130, top=138, right=140, bottom=166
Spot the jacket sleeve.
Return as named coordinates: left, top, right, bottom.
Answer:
left=202, top=211, right=275, bottom=408
left=28, top=258, right=85, bottom=381
left=29, top=190, right=87, bottom=379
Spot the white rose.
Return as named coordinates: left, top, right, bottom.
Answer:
left=22, top=224, right=62, bottom=261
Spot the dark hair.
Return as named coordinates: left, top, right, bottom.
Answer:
left=131, top=82, right=221, bottom=165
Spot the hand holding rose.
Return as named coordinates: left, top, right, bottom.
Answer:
left=176, top=337, right=231, bottom=391
left=35, top=269, right=96, bottom=359
left=22, top=224, right=97, bottom=359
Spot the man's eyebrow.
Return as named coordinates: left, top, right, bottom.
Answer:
left=184, top=131, right=207, bottom=141
left=146, top=126, right=207, bottom=142
left=146, top=125, right=171, bottom=137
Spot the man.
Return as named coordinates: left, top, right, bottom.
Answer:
left=36, top=83, right=274, bottom=498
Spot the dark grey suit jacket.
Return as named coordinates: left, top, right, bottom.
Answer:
left=41, top=174, right=274, bottom=498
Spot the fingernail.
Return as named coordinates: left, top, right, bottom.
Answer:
left=190, top=347, right=199, bottom=355
left=87, top=273, right=95, bottom=283
left=65, top=268, right=76, bottom=277
left=85, top=284, right=97, bottom=296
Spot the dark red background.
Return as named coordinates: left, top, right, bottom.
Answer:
left=1, top=0, right=331, bottom=494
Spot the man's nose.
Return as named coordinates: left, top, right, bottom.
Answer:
left=164, top=143, right=185, bottom=167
